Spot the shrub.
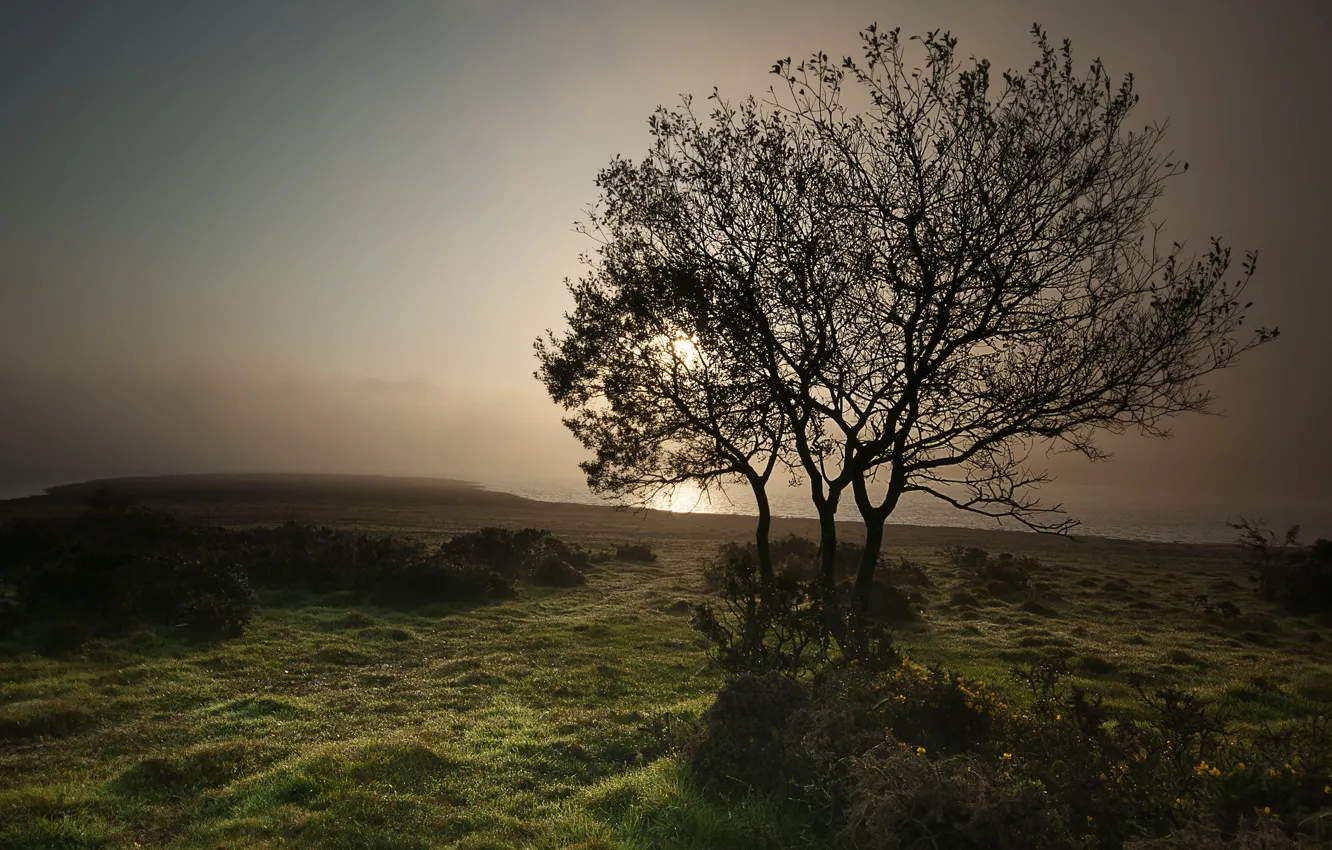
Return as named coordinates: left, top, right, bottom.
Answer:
left=372, top=557, right=515, bottom=607
left=877, top=660, right=1009, bottom=757
left=685, top=671, right=811, bottom=797
left=531, top=554, right=587, bottom=587
left=691, top=546, right=835, bottom=677
left=613, top=543, right=656, bottom=563
left=694, top=543, right=902, bottom=677
left=1231, top=519, right=1332, bottom=614
left=0, top=512, right=559, bottom=642
left=700, top=536, right=872, bottom=588
left=946, top=546, right=1038, bottom=595
left=161, top=556, right=257, bottom=638
left=681, top=656, right=1332, bottom=848
left=439, top=526, right=592, bottom=578
left=0, top=511, right=257, bottom=639
left=841, top=747, right=1076, bottom=850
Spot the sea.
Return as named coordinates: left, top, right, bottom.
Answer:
left=479, top=475, right=1332, bottom=546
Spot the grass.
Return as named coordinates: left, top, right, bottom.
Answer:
left=2, top=479, right=1330, bottom=847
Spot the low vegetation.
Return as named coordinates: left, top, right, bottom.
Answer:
left=1, top=494, right=1329, bottom=848
left=0, top=502, right=601, bottom=647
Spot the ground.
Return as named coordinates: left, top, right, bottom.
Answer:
left=1, top=476, right=1328, bottom=848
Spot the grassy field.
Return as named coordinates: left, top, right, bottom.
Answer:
left=2, top=476, right=1329, bottom=848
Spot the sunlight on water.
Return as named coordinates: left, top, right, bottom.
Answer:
left=651, top=481, right=708, bottom=513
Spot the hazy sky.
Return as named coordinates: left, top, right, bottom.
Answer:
left=2, top=0, right=1329, bottom=505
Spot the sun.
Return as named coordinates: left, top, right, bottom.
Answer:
left=668, top=335, right=701, bottom=369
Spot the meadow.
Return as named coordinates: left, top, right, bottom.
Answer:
left=2, top=476, right=1329, bottom=848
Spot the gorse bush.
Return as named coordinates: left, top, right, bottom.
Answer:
left=683, top=657, right=1332, bottom=848
left=700, top=535, right=868, bottom=589
left=0, top=510, right=257, bottom=640
left=946, top=546, right=1039, bottom=596
left=842, top=747, right=1076, bottom=850
left=692, top=546, right=834, bottom=677
left=613, top=542, right=657, bottom=563
left=693, top=539, right=905, bottom=677
left=438, top=526, right=592, bottom=579
left=1231, top=519, right=1332, bottom=614
left=0, top=507, right=597, bottom=644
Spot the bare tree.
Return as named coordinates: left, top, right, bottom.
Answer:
left=537, top=24, right=1276, bottom=620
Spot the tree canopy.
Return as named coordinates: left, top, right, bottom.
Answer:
left=536, top=24, right=1276, bottom=612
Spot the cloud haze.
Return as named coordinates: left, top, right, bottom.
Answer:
left=2, top=0, right=1328, bottom=510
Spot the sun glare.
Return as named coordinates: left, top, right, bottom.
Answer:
left=655, top=480, right=706, bottom=513
left=669, top=335, right=701, bottom=369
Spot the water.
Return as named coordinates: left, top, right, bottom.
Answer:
left=480, top=475, right=1332, bottom=545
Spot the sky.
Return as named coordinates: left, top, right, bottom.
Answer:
left=1, top=0, right=1329, bottom=516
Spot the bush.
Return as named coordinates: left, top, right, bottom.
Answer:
left=0, top=511, right=257, bottom=639
left=946, top=546, right=1038, bottom=595
left=613, top=543, right=657, bottom=563
left=694, top=543, right=901, bottom=677
left=160, top=555, right=257, bottom=638
left=692, top=546, right=836, bottom=677
left=439, top=526, right=592, bottom=578
left=879, top=660, right=1009, bottom=757
left=1231, top=519, right=1332, bottom=614
left=700, top=535, right=873, bottom=589
left=372, top=558, right=515, bottom=607
left=0, top=512, right=579, bottom=642
left=531, top=554, right=587, bottom=587
left=841, top=748, right=1076, bottom=849
left=686, top=671, right=811, bottom=797
left=681, top=657, right=1332, bottom=848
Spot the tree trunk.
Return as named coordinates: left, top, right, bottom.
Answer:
left=814, top=493, right=840, bottom=597
left=851, top=476, right=900, bottom=614
left=853, top=510, right=887, bottom=614
left=751, top=481, right=774, bottom=586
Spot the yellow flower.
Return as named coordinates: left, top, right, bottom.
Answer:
left=1055, top=714, right=1062, bottom=720
left=1264, top=807, right=1271, bottom=814
left=915, top=746, right=926, bottom=756
left=1001, top=752, right=1012, bottom=760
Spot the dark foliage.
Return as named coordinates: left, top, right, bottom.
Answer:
left=683, top=654, right=1332, bottom=848
left=0, top=508, right=602, bottom=643
left=842, top=748, right=1075, bottom=850
left=613, top=543, right=657, bottom=563
left=692, top=547, right=833, bottom=677
left=693, top=541, right=903, bottom=677
left=1231, top=519, right=1332, bottom=614
left=947, top=546, right=1039, bottom=596
left=686, top=672, right=812, bottom=798
left=531, top=554, right=588, bottom=587
left=0, top=509, right=256, bottom=640
left=438, top=526, right=592, bottom=579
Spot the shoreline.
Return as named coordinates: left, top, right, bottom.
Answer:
left=0, top=472, right=1243, bottom=557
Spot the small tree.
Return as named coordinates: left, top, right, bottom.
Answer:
left=538, top=24, right=1276, bottom=622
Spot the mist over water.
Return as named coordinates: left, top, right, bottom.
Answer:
left=481, top=474, right=1332, bottom=545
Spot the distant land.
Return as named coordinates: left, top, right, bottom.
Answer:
left=6, top=471, right=1325, bottom=552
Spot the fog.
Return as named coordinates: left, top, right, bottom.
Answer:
left=2, top=0, right=1329, bottom=518
left=0, top=371, right=580, bottom=493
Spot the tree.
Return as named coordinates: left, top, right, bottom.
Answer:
left=537, top=24, right=1276, bottom=621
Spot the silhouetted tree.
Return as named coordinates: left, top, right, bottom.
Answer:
left=535, top=262, right=788, bottom=581
left=537, top=24, right=1276, bottom=623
